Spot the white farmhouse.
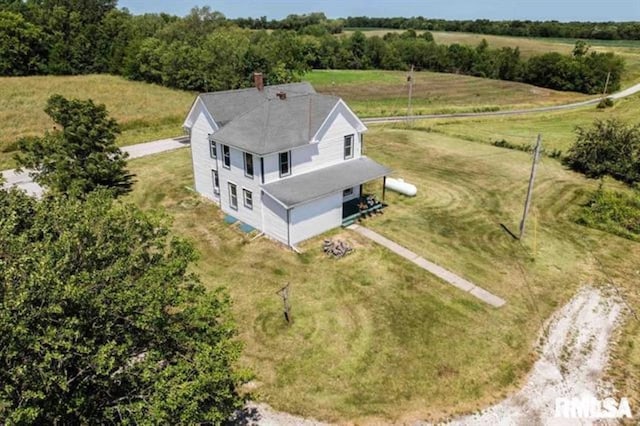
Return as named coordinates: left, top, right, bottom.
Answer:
left=183, top=73, right=390, bottom=247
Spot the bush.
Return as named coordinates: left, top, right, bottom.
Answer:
left=597, top=97, right=614, bottom=109
left=564, top=119, right=640, bottom=186
left=574, top=188, right=640, bottom=241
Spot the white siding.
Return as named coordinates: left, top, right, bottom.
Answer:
left=261, top=106, right=363, bottom=185
left=342, top=185, right=361, bottom=202
left=289, top=192, right=342, bottom=245
left=292, top=112, right=362, bottom=176
left=190, top=103, right=219, bottom=202
left=262, top=192, right=288, bottom=244
left=218, top=146, right=263, bottom=230
left=262, top=152, right=281, bottom=184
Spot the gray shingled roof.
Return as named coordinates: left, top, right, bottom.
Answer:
left=199, top=82, right=316, bottom=127
left=262, top=157, right=391, bottom=208
left=211, top=93, right=340, bottom=155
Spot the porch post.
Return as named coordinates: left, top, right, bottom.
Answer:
left=382, top=176, right=387, bottom=202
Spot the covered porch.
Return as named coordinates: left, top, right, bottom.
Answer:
left=341, top=183, right=387, bottom=227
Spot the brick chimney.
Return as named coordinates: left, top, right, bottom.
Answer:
left=253, top=72, right=264, bottom=91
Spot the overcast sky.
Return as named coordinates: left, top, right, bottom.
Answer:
left=118, top=0, right=640, bottom=21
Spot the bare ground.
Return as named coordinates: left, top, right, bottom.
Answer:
left=440, top=286, right=626, bottom=426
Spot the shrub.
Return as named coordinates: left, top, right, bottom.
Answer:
left=596, top=97, right=614, bottom=109
left=564, top=119, right=640, bottom=186
left=574, top=188, right=640, bottom=241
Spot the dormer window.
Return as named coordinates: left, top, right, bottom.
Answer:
left=279, top=151, right=290, bottom=177
left=222, top=145, right=231, bottom=169
left=244, top=152, right=254, bottom=178
left=344, top=134, right=354, bottom=159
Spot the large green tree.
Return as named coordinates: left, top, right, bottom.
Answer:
left=0, top=11, right=44, bottom=75
left=0, top=189, right=246, bottom=424
left=16, top=95, right=133, bottom=198
left=564, top=119, right=640, bottom=186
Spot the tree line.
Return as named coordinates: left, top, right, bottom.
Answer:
left=340, top=16, right=640, bottom=41
left=0, top=2, right=625, bottom=95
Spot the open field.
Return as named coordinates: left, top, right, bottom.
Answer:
left=405, top=91, right=640, bottom=154
left=125, top=128, right=640, bottom=423
left=0, top=70, right=593, bottom=169
left=0, top=74, right=194, bottom=168
left=307, top=69, right=590, bottom=118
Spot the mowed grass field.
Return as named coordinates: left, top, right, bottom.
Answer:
left=306, top=69, right=589, bottom=118
left=406, top=91, right=640, bottom=153
left=0, top=74, right=195, bottom=168
left=125, top=128, right=640, bottom=423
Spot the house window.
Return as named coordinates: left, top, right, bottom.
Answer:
left=279, top=151, right=290, bottom=177
left=209, top=138, right=217, bottom=159
left=344, top=134, right=354, bottom=159
left=222, top=145, right=231, bottom=169
left=244, top=152, right=254, bottom=178
left=243, top=189, right=253, bottom=209
left=343, top=188, right=353, bottom=197
left=228, top=182, right=238, bottom=209
left=212, top=170, right=220, bottom=195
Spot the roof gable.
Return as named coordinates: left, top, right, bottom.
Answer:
left=211, top=93, right=340, bottom=155
left=191, top=82, right=316, bottom=128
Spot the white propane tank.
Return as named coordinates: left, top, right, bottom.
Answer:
left=385, top=178, right=417, bottom=197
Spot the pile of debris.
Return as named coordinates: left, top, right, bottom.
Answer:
left=322, top=239, right=353, bottom=258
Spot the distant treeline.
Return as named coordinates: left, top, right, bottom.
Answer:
left=0, top=3, right=625, bottom=95
left=341, top=17, right=640, bottom=41
left=233, top=14, right=640, bottom=41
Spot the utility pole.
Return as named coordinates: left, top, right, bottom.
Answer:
left=519, top=134, right=542, bottom=240
left=407, top=64, right=414, bottom=124
left=276, top=283, right=292, bottom=325
left=602, top=71, right=611, bottom=99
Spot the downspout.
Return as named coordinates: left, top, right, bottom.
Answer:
left=286, top=208, right=291, bottom=247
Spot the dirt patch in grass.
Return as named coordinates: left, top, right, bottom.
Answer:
left=444, top=287, right=625, bottom=425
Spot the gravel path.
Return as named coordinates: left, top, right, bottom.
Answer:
left=439, top=287, right=625, bottom=426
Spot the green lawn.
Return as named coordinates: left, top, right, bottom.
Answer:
left=0, top=74, right=195, bottom=169
left=406, top=91, right=640, bottom=154
left=306, top=69, right=589, bottom=118
left=125, top=128, right=640, bottom=423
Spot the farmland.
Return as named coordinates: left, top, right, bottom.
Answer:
left=306, top=69, right=589, bottom=118
left=0, top=74, right=194, bottom=168
left=405, top=91, right=640, bottom=153
left=0, top=70, right=592, bottom=169
left=125, top=125, right=640, bottom=423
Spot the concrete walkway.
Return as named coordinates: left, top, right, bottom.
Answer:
left=348, top=224, right=506, bottom=308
